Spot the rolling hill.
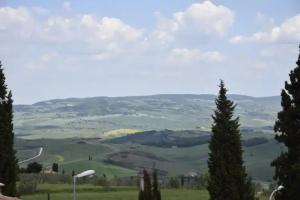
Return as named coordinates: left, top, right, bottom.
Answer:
left=14, top=94, right=283, bottom=182
left=14, top=94, right=280, bottom=139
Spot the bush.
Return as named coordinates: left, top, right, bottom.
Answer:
left=26, top=162, right=43, bottom=173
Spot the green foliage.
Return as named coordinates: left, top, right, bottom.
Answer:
left=152, top=169, right=161, bottom=200
left=143, top=169, right=152, bottom=200
left=271, top=46, right=300, bottom=200
left=138, top=169, right=162, bottom=200
left=0, top=61, right=18, bottom=196
left=26, top=162, right=43, bottom=174
left=52, top=163, right=58, bottom=173
left=207, top=81, right=254, bottom=200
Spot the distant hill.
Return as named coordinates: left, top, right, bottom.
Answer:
left=105, top=129, right=268, bottom=148
left=14, top=94, right=281, bottom=139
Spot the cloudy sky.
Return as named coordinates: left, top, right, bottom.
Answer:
left=0, top=0, right=299, bottom=104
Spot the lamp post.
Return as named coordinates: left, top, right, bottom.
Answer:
left=269, top=185, right=284, bottom=200
left=73, top=170, right=95, bottom=200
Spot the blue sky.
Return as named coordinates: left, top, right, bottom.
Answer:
left=0, top=0, right=299, bottom=104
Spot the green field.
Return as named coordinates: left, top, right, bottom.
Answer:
left=21, top=184, right=268, bottom=200
left=16, top=132, right=283, bottom=182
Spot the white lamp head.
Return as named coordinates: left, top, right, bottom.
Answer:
left=75, top=170, right=95, bottom=178
left=277, top=185, right=284, bottom=191
left=0, top=183, right=4, bottom=187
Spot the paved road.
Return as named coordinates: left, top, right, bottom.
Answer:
left=18, top=147, right=43, bottom=164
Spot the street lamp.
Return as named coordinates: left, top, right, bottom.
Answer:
left=73, top=170, right=95, bottom=200
left=269, top=185, right=284, bottom=200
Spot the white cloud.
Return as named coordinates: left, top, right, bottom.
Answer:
left=0, top=7, right=35, bottom=39
left=0, top=6, right=143, bottom=44
left=173, top=1, right=234, bottom=36
left=149, top=1, right=234, bottom=45
left=230, top=14, right=300, bottom=44
left=0, top=6, right=144, bottom=63
left=168, top=48, right=224, bottom=64
left=39, top=14, right=144, bottom=44
left=0, top=4, right=225, bottom=72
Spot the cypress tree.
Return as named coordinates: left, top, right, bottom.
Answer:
left=207, top=81, right=254, bottom=200
left=0, top=62, right=18, bottom=196
left=271, top=46, right=300, bottom=200
left=143, top=169, right=152, bottom=200
left=0, top=61, right=8, bottom=184
left=138, top=169, right=161, bottom=200
left=52, top=163, right=59, bottom=173
left=152, top=169, right=161, bottom=200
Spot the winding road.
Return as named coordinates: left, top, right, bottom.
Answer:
left=18, top=147, right=43, bottom=164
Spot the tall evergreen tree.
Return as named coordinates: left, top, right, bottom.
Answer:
left=0, top=62, right=18, bottom=196
left=207, top=81, right=254, bottom=200
left=143, top=169, right=152, bottom=200
left=52, top=163, right=59, bottom=173
left=0, top=61, right=8, bottom=185
left=271, top=46, right=300, bottom=200
left=152, top=169, right=161, bottom=200
left=138, top=169, right=161, bottom=200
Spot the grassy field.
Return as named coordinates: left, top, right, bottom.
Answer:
left=21, top=184, right=268, bottom=200
left=16, top=133, right=282, bottom=181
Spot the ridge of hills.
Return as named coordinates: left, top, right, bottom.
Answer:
left=14, top=94, right=283, bottom=181
left=14, top=94, right=280, bottom=139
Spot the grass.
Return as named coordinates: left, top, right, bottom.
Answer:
left=16, top=135, right=282, bottom=181
left=21, top=184, right=268, bottom=200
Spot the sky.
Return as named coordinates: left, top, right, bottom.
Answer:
left=0, top=0, right=299, bottom=104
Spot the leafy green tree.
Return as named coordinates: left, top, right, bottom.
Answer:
left=207, top=81, right=254, bottom=200
left=26, top=162, right=43, bottom=173
left=271, top=46, right=300, bottom=200
left=0, top=62, right=18, bottom=196
left=52, top=163, right=59, bottom=173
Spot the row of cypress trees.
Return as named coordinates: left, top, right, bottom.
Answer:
left=0, top=61, right=18, bottom=196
